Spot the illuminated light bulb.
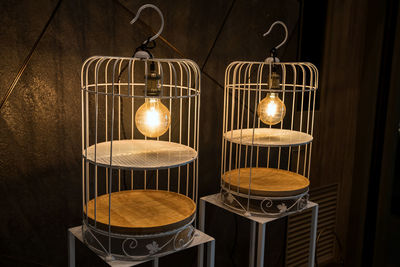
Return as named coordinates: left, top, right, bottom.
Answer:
left=135, top=62, right=171, bottom=138
left=135, top=98, right=171, bottom=138
left=257, top=93, right=286, bottom=125
left=257, top=71, right=286, bottom=125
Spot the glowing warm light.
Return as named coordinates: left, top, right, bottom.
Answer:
left=135, top=98, right=171, bottom=138
left=257, top=93, right=286, bottom=125
left=266, top=101, right=277, bottom=116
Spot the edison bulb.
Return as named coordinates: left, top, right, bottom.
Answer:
left=257, top=93, right=286, bottom=125
left=135, top=98, right=171, bottom=138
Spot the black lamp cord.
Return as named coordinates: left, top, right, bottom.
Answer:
left=134, top=37, right=156, bottom=59
left=270, top=47, right=279, bottom=73
left=117, top=37, right=156, bottom=82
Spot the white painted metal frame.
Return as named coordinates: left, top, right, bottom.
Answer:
left=68, top=225, right=215, bottom=267
left=220, top=60, right=318, bottom=216
left=80, top=55, right=201, bottom=261
left=75, top=3, right=206, bottom=264
left=198, top=194, right=318, bottom=267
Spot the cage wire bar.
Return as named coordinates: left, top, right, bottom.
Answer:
left=80, top=55, right=201, bottom=260
left=220, top=61, right=318, bottom=216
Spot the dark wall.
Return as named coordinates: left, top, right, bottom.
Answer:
left=309, top=0, right=400, bottom=266
left=0, top=0, right=301, bottom=266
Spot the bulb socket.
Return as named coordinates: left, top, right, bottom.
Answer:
left=269, top=72, right=281, bottom=89
left=145, top=62, right=162, bottom=96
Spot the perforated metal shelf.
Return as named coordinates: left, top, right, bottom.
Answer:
left=224, top=128, right=313, bottom=147
left=84, top=140, right=197, bottom=170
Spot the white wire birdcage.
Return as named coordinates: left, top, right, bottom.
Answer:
left=80, top=5, right=201, bottom=261
left=220, top=21, right=318, bottom=216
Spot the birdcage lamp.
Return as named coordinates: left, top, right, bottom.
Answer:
left=80, top=4, right=201, bottom=260
left=220, top=21, right=319, bottom=216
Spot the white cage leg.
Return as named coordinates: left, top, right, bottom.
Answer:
left=198, top=198, right=206, bottom=267
left=206, top=239, right=215, bottom=267
left=152, top=258, right=159, bottom=267
left=256, top=223, right=266, bottom=267
left=68, top=230, right=75, bottom=267
left=308, top=204, right=319, bottom=267
left=249, top=221, right=256, bottom=267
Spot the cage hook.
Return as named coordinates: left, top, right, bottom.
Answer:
left=263, top=20, right=288, bottom=50
left=263, top=21, right=288, bottom=63
left=130, top=4, right=164, bottom=44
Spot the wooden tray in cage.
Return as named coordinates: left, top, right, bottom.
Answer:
left=222, top=168, right=309, bottom=197
left=84, top=190, right=196, bottom=235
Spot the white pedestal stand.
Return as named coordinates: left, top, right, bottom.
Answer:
left=68, top=226, right=215, bottom=267
left=197, top=193, right=318, bottom=267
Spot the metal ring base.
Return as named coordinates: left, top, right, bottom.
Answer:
left=82, top=219, right=195, bottom=261
left=220, top=187, right=309, bottom=217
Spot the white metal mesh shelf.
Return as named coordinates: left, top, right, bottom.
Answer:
left=224, top=128, right=313, bottom=147
left=84, top=140, right=197, bottom=170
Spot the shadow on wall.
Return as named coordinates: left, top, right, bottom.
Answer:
left=0, top=0, right=300, bottom=265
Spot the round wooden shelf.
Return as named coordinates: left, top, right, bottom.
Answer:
left=84, top=140, right=197, bottom=170
left=222, top=168, right=309, bottom=197
left=224, top=128, right=313, bottom=147
left=84, top=190, right=196, bottom=235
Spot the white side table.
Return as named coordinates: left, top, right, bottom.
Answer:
left=197, top=194, right=318, bottom=267
left=68, top=225, right=215, bottom=267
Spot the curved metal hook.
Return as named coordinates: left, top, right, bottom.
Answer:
left=263, top=21, right=288, bottom=50
left=130, top=4, right=164, bottom=44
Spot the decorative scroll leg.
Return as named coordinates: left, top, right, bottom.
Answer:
left=68, top=230, right=75, bottom=267
left=249, top=221, right=256, bottom=267
left=206, top=239, right=215, bottom=267
left=308, top=204, right=318, bottom=267
left=256, top=223, right=266, bottom=267
left=198, top=199, right=206, bottom=267
left=152, top=257, right=159, bottom=267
